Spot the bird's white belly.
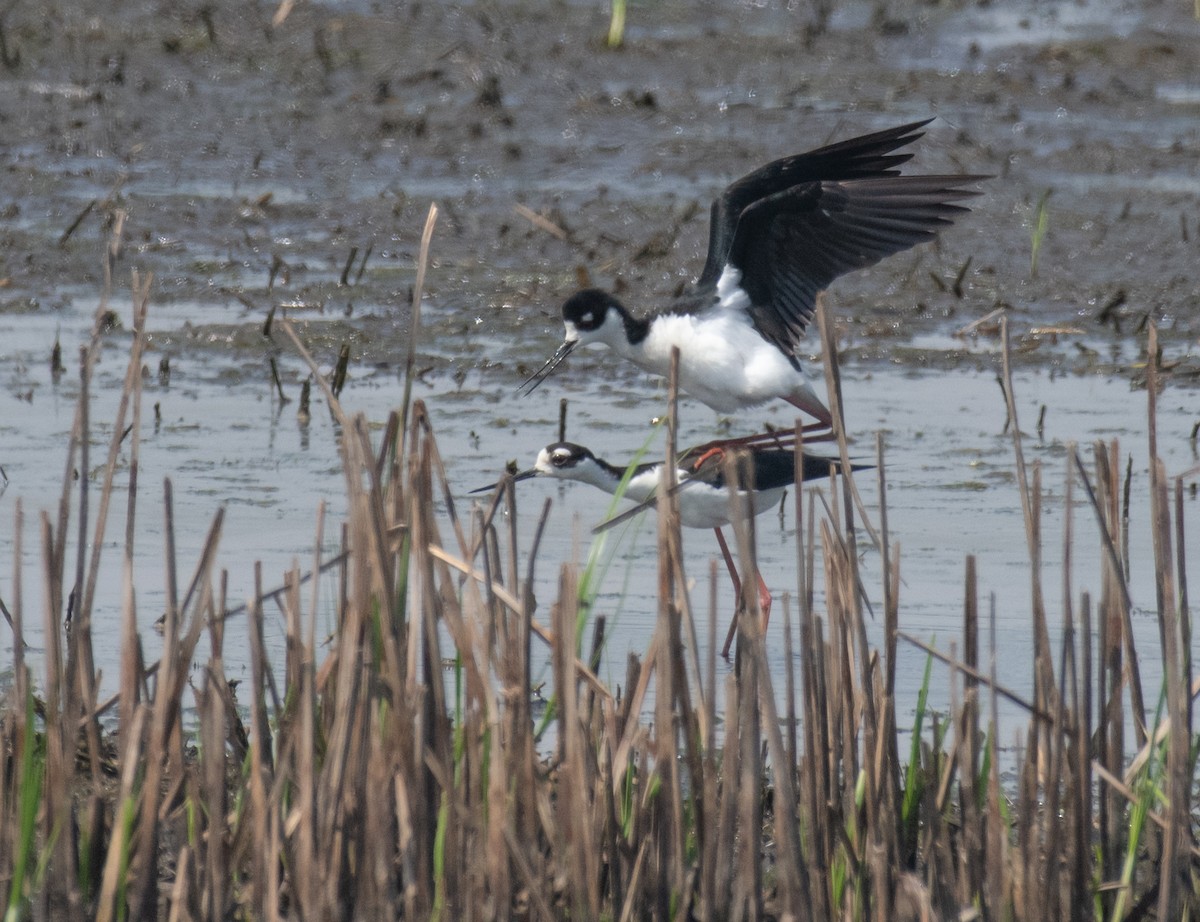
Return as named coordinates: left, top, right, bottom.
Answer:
left=610, top=466, right=785, bottom=530
left=675, top=483, right=786, bottom=529
left=622, top=313, right=805, bottom=413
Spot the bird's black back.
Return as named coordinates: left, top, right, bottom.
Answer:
left=685, top=449, right=852, bottom=492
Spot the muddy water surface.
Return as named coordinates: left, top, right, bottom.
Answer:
left=3, top=294, right=1196, bottom=742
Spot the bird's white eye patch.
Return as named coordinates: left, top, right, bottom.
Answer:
left=551, top=449, right=571, bottom=465
left=580, top=312, right=594, bottom=325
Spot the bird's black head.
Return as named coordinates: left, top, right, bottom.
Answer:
left=562, top=289, right=620, bottom=333
left=519, top=290, right=633, bottom=397
left=469, top=442, right=598, bottom=494
left=537, top=441, right=595, bottom=475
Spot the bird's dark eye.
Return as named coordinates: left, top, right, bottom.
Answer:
left=552, top=452, right=569, bottom=466
left=579, top=312, right=595, bottom=327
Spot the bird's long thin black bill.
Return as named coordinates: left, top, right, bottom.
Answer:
left=519, top=339, right=577, bottom=395
left=469, top=469, right=538, bottom=495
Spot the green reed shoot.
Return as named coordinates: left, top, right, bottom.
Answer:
left=575, top=419, right=663, bottom=624
left=114, top=796, right=137, bottom=922
left=1112, top=689, right=1168, bottom=921
left=533, top=421, right=661, bottom=739
left=607, top=0, right=626, bottom=47
left=4, top=689, right=40, bottom=922
left=976, top=729, right=993, bottom=812
left=901, top=650, right=934, bottom=834
left=620, top=760, right=637, bottom=838
left=1030, top=189, right=1052, bottom=276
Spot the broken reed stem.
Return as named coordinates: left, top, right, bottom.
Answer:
left=1145, top=321, right=1191, bottom=919
left=999, top=316, right=1059, bottom=729
left=399, top=204, right=439, bottom=461
left=654, top=346, right=686, bottom=911
left=118, top=279, right=151, bottom=735
left=11, top=499, right=24, bottom=696
left=1072, top=441, right=1147, bottom=763
left=817, top=292, right=892, bottom=907
left=897, top=630, right=1053, bottom=724
left=77, top=275, right=153, bottom=774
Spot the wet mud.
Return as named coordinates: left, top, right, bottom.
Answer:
left=2, top=0, right=1199, bottom=382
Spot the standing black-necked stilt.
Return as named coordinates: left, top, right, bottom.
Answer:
left=474, top=441, right=858, bottom=655
left=521, top=119, right=987, bottom=431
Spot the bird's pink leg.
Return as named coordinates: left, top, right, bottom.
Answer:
left=783, top=394, right=833, bottom=429
left=714, top=529, right=774, bottom=657
left=714, top=528, right=743, bottom=659
left=782, top=399, right=835, bottom=443
left=755, top=568, right=772, bottom=629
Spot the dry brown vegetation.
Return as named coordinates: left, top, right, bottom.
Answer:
left=2, top=210, right=1197, bottom=920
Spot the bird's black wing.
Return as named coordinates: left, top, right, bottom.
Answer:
left=723, top=175, right=986, bottom=358
left=689, top=449, right=845, bottom=491
left=697, top=119, right=934, bottom=289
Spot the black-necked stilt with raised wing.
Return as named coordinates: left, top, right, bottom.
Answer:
left=521, top=119, right=987, bottom=431
left=473, top=440, right=859, bottom=655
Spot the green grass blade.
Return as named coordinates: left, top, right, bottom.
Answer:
left=1030, top=189, right=1052, bottom=276
left=607, top=0, right=626, bottom=47
left=4, top=687, right=42, bottom=922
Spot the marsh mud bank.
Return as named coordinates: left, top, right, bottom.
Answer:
left=2, top=0, right=1198, bottom=379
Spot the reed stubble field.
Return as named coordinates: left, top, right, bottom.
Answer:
left=1, top=204, right=1197, bottom=919
left=3, top=0, right=1200, bottom=918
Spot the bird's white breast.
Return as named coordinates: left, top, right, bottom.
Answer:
left=602, top=265, right=812, bottom=413
left=620, top=311, right=803, bottom=413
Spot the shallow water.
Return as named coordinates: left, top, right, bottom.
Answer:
left=2, top=290, right=1196, bottom=745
